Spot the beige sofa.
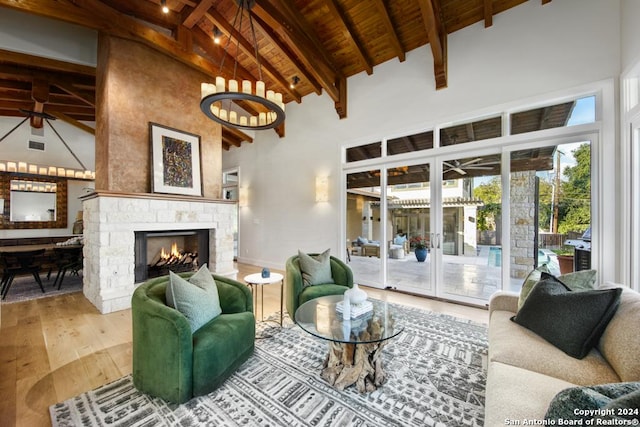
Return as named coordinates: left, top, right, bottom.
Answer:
left=485, top=282, right=640, bottom=425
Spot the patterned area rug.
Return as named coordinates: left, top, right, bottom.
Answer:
left=1, top=272, right=83, bottom=304
left=50, top=304, right=488, bottom=426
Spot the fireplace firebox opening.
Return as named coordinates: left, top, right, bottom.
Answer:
left=134, top=229, right=210, bottom=282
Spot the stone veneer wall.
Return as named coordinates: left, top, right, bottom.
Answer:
left=510, top=171, right=537, bottom=279
left=82, top=192, right=236, bottom=314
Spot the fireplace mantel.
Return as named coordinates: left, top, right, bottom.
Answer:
left=81, top=191, right=237, bottom=313
left=80, top=190, right=237, bottom=205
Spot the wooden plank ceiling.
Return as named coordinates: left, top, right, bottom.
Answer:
left=0, top=0, right=541, bottom=150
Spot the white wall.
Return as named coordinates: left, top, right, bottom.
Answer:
left=621, top=0, right=640, bottom=73
left=223, top=0, right=623, bottom=273
left=0, top=7, right=97, bottom=66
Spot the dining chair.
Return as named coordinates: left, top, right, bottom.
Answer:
left=0, top=249, right=47, bottom=300
left=51, top=246, right=83, bottom=290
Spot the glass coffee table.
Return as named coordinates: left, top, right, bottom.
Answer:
left=294, top=294, right=403, bottom=393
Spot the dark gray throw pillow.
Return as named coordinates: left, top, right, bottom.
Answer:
left=511, top=273, right=622, bottom=359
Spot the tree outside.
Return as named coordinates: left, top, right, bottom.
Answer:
left=472, top=143, right=590, bottom=236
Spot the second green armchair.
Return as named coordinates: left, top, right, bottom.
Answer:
left=285, top=253, right=353, bottom=317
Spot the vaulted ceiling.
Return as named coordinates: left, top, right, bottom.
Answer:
left=0, top=0, right=545, bottom=149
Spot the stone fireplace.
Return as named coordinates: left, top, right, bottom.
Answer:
left=81, top=191, right=237, bottom=313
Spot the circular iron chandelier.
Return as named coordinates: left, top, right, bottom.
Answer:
left=200, top=0, right=285, bottom=131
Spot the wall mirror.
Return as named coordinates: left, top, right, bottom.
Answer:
left=0, top=173, right=68, bottom=229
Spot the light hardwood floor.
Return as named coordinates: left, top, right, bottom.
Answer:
left=0, top=263, right=489, bottom=427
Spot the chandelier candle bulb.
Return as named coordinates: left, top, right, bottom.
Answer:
left=215, top=76, right=225, bottom=93
left=57, top=167, right=65, bottom=176
left=48, top=166, right=56, bottom=175
left=211, top=105, right=220, bottom=117
left=39, top=167, right=47, bottom=175
left=18, top=162, right=27, bottom=173
left=7, top=162, right=16, bottom=172
left=242, top=80, right=251, bottom=94
left=229, top=111, right=237, bottom=124
left=0, top=162, right=5, bottom=172
left=256, top=81, right=265, bottom=98
left=219, top=109, right=228, bottom=121
left=28, top=164, right=37, bottom=174
left=201, top=83, right=216, bottom=98
left=228, top=79, right=238, bottom=92
left=266, top=90, right=275, bottom=102
left=66, top=170, right=75, bottom=178
left=250, top=116, right=257, bottom=127
left=259, top=112, right=266, bottom=126
left=240, top=116, right=247, bottom=126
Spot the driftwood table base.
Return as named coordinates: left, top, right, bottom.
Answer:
left=321, top=340, right=387, bottom=393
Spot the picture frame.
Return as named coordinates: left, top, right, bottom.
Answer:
left=149, top=123, right=202, bottom=196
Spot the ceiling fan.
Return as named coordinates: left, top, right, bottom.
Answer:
left=443, top=158, right=499, bottom=175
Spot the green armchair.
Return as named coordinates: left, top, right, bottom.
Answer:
left=285, top=254, right=353, bottom=317
left=132, top=273, right=255, bottom=403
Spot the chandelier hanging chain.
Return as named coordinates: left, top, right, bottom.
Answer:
left=248, top=6, right=263, bottom=83
left=199, top=0, right=285, bottom=131
left=219, top=0, right=244, bottom=79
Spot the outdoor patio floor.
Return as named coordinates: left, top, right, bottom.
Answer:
left=348, top=245, right=524, bottom=304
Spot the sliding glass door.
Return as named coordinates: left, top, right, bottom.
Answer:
left=437, top=154, right=502, bottom=302
left=385, top=162, right=434, bottom=295
left=346, top=168, right=382, bottom=287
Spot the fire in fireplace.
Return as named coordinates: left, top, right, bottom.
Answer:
left=134, top=229, right=209, bottom=282
left=147, top=241, right=198, bottom=278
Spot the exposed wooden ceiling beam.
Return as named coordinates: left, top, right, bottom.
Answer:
left=50, top=79, right=96, bottom=107
left=373, top=0, right=405, bottom=63
left=182, top=0, right=213, bottom=28
left=50, top=111, right=96, bottom=135
left=484, top=0, right=493, bottom=28
left=335, top=75, right=347, bottom=120
left=204, top=7, right=301, bottom=103
left=325, top=0, right=373, bottom=76
left=30, top=78, right=49, bottom=128
left=175, top=25, right=193, bottom=52
left=418, top=0, right=447, bottom=89
left=273, top=0, right=341, bottom=76
left=253, top=0, right=344, bottom=117
left=253, top=0, right=337, bottom=95
left=251, top=13, right=322, bottom=96
left=222, top=130, right=247, bottom=150
left=0, top=49, right=96, bottom=76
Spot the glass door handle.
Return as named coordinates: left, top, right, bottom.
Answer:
left=429, top=233, right=441, bottom=249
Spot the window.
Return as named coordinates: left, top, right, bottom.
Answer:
left=440, top=116, right=502, bottom=146
left=346, top=142, right=381, bottom=162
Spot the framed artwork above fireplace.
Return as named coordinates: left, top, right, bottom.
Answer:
left=149, top=122, right=202, bottom=196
